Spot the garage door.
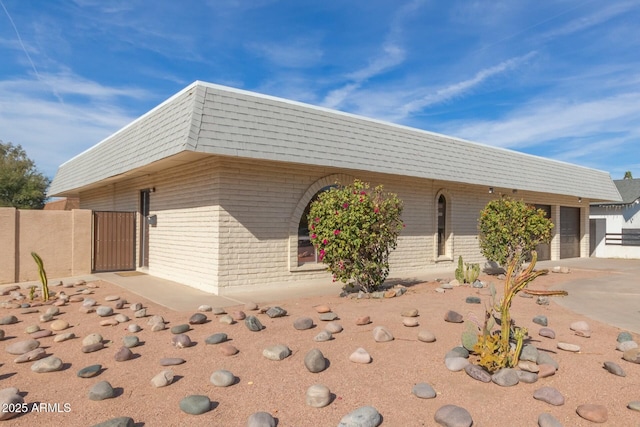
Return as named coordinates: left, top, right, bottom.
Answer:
left=560, top=207, right=580, bottom=259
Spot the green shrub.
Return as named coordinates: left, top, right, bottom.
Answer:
left=308, top=179, right=404, bottom=293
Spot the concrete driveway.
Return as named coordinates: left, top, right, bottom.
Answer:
left=537, top=258, right=640, bottom=334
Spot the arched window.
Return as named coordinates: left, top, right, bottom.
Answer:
left=437, top=194, right=446, bottom=257
left=297, top=186, right=334, bottom=264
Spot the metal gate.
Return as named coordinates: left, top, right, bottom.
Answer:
left=93, top=211, right=137, bottom=272
left=560, top=207, right=581, bottom=259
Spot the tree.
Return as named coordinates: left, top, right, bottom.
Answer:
left=0, top=141, right=50, bottom=209
left=478, top=196, right=553, bottom=273
left=307, top=179, right=404, bottom=293
left=624, top=171, right=633, bottom=179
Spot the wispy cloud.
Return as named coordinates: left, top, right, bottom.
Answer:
left=248, top=38, right=324, bottom=68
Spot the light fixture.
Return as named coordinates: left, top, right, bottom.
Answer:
left=578, top=197, right=582, bottom=203
left=512, top=189, right=518, bottom=194
left=488, top=187, right=494, bottom=194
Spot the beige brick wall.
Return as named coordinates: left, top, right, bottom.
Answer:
left=78, top=155, right=590, bottom=294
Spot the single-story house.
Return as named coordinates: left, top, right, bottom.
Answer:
left=590, top=178, right=640, bottom=258
left=48, top=81, right=621, bottom=294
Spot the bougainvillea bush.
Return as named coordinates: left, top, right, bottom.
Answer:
left=307, top=179, right=404, bottom=293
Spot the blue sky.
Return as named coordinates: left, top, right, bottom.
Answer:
left=1, top=0, right=639, bottom=181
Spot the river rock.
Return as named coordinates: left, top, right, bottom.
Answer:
left=247, top=411, right=276, bottom=427
left=244, top=302, right=258, bottom=311
left=349, top=347, right=372, bottom=364
left=151, top=370, right=174, bottom=387
left=533, top=387, right=564, bottom=406
left=53, top=332, right=76, bottom=343
left=338, top=406, right=381, bottom=427
left=128, top=324, right=141, bottom=333
left=464, top=364, right=491, bottom=382
left=434, top=404, right=473, bottom=427
left=616, top=340, right=638, bottom=352
left=32, top=329, right=53, bottom=339
left=314, top=330, right=332, bottom=342
left=171, top=334, right=193, bottom=349
left=210, top=369, right=236, bottom=387
left=245, top=316, right=264, bottom=332
left=0, top=388, right=24, bottom=421
left=537, top=352, right=559, bottom=369
left=294, top=317, right=314, bottom=330
left=623, top=348, right=640, bottom=364
left=122, top=335, right=139, bottom=348
left=492, top=368, right=519, bottom=387
left=403, top=318, right=419, bottom=327
left=160, top=357, right=185, bottom=366
left=533, top=315, right=548, bottom=326
left=205, top=333, right=227, bottom=345
left=444, top=310, right=463, bottom=323
left=83, top=333, right=103, bottom=346
left=114, top=346, right=134, bottom=361
left=0, top=315, right=18, bottom=325
left=576, top=404, right=607, bottom=423
left=263, top=344, right=291, bottom=361
left=539, top=328, right=556, bottom=339
left=89, top=381, right=115, bottom=401
left=170, top=324, right=190, bottom=334
left=77, top=364, right=102, bottom=378
left=355, top=316, right=371, bottom=325
left=538, top=412, right=563, bottom=427
left=418, top=330, right=436, bottom=343
left=266, top=306, right=287, bottom=318
left=219, top=343, right=239, bottom=356
left=325, top=322, right=343, bottom=333
left=516, top=370, right=538, bottom=384
left=412, top=383, right=436, bottom=399
left=96, top=306, right=113, bottom=317
left=198, top=304, right=212, bottom=312
left=304, top=348, right=327, bottom=373
left=114, top=314, right=129, bottom=323
left=14, top=347, right=46, bottom=363
left=520, top=344, right=539, bottom=362
left=306, top=384, right=331, bottom=408
left=82, top=342, right=105, bottom=353
left=31, top=355, right=63, bottom=372
left=570, top=320, right=591, bottom=337
left=538, top=364, right=557, bottom=378
left=372, top=326, right=394, bottom=342
left=6, top=338, right=40, bottom=355
left=557, top=342, right=580, bottom=352
left=189, top=313, right=207, bottom=325
left=617, top=331, right=633, bottom=343
left=401, top=308, right=419, bottom=317
left=179, top=395, right=211, bottom=415
left=50, top=319, right=69, bottom=331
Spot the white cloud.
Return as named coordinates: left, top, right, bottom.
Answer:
left=249, top=38, right=324, bottom=68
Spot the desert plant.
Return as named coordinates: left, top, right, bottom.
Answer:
left=30, top=252, right=49, bottom=302
left=454, top=256, right=465, bottom=283
left=469, top=198, right=566, bottom=372
left=307, top=179, right=404, bottom=293
left=455, top=256, right=480, bottom=284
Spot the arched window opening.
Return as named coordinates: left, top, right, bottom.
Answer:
left=298, top=185, right=334, bottom=264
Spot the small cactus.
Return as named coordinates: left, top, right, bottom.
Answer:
left=30, top=252, right=49, bottom=302
left=461, top=321, right=479, bottom=351
left=454, top=256, right=465, bottom=283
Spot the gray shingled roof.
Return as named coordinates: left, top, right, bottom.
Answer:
left=595, top=179, right=640, bottom=205
left=49, top=81, right=622, bottom=202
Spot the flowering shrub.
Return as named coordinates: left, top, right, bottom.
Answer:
left=307, top=179, right=404, bottom=293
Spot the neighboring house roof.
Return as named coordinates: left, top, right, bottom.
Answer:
left=49, top=81, right=622, bottom=202
left=43, top=197, right=80, bottom=210
left=592, top=179, right=640, bottom=207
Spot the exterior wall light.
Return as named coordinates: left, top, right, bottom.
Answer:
left=489, top=187, right=494, bottom=194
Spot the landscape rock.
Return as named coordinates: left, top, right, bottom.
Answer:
left=372, top=326, right=394, bottom=342
left=83, top=333, right=103, bottom=346
left=557, top=342, right=581, bottom=352
left=306, top=384, right=331, bottom=408
left=122, top=335, right=140, bottom=348
left=520, top=344, right=539, bottom=362
left=616, top=340, right=638, bottom=352
left=205, top=333, right=228, bottom=344
left=151, top=370, right=174, bottom=387
left=77, top=364, right=102, bottom=378
left=412, top=382, right=437, bottom=399
left=0, top=388, right=24, bottom=421
left=179, top=395, right=211, bottom=415
left=533, top=387, right=565, bottom=406
left=247, top=411, right=276, bottom=427
left=401, top=308, right=419, bottom=317
left=314, top=330, right=332, bottom=342
left=434, top=404, right=473, bottom=427
left=231, top=310, right=246, bottom=321
left=219, top=315, right=235, bottom=325
left=189, top=313, right=207, bottom=325
left=319, top=312, right=339, bottom=321
left=91, top=417, right=135, bottom=427
left=304, top=348, right=327, bottom=373
left=338, top=405, right=382, bottom=427
left=603, top=361, right=626, bottom=377
left=402, top=318, right=419, bottom=327
left=570, top=320, right=591, bottom=337
left=538, top=413, right=563, bottom=427
left=293, top=317, right=314, bottom=330
left=171, top=334, right=193, bottom=349
left=32, top=329, right=53, bottom=339
left=492, top=368, right=519, bottom=387
left=263, top=344, right=291, bottom=361
left=14, top=347, right=46, bottom=363
left=50, top=319, right=69, bottom=331
left=6, top=338, right=40, bottom=355
left=245, top=316, right=264, bottom=332
left=325, top=322, right=343, bottom=333
left=266, top=306, right=287, bottom=318
left=31, top=355, right=63, bottom=372
left=170, top=324, right=190, bottom=334
left=539, top=328, right=556, bottom=339
left=445, top=357, right=469, bottom=372
left=198, top=304, right=212, bottom=312
left=537, top=352, right=559, bottom=369
left=0, top=315, right=18, bottom=325
left=418, top=330, right=436, bottom=343
left=160, top=357, right=185, bottom=366
left=515, top=370, right=538, bottom=383
left=96, top=306, right=113, bottom=317
left=576, top=404, right=608, bottom=423
left=355, top=316, right=371, bottom=325
left=537, top=364, right=557, bottom=378
left=617, top=331, right=633, bottom=343
left=622, top=348, right=640, bottom=364
left=465, top=296, right=481, bottom=304
left=532, top=315, right=548, bottom=326
left=444, top=310, right=463, bottom=323
left=114, top=346, right=134, bottom=362
left=349, top=347, right=372, bottom=364
left=219, top=343, right=239, bottom=356
left=464, top=364, right=491, bottom=383
left=210, top=369, right=236, bottom=387
left=82, top=342, right=105, bottom=353
left=53, top=332, right=76, bottom=343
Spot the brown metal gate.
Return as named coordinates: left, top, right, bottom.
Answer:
left=93, top=211, right=137, bottom=272
left=560, top=206, right=581, bottom=259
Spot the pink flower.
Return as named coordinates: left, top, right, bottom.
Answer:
left=319, top=249, right=326, bottom=260
left=343, top=203, right=349, bottom=209
left=322, top=239, right=328, bottom=245
left=311, top=233, right=317, bottom=239
left=310, top=224, right=315, bottom=230
left=334, top=229, right=341, bottom=235
left=360, top=191, right=366, bottom=195
left=314, top=217, right=320, bottom=223
left=374, top=207, right=379, bottom=213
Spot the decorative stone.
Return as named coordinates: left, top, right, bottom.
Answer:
left=151, top=370, right=174, bottom=388
left=538, top=413, right=563, bottom=427
left=617, top=331, right=634, bottom=343
left=14, top=347, right=46, bottom=363
left=372, top=326, right=394, bottom=342
left=349, top=347, right=372, bottom=364
left=464, top=364, right=491, bottom=383
left=537, top=364, right=557, bottom=378
left=338, top=406, right=381, bottom=427
left=306, top=384, right=331, bottom=408
left=99, top=319, right=119, bottom=327
left=402, top=317, right=419, bottom=327
left=151, top=322, right=165, bottom=331
left=520, top=344, right=539, bottom=362
left=623, top=348, right=640, bottom=364
left=325, top=322, right=343, bottom=333
left=570, top=320, right=591, bottom=337
left=179, top=395, right=211, bottom=415
left=210, top=369, right=236, bottom=387
left=212, top=307, right=226, bottom=315
left=31, top=355, right=63, bottom=372
left=129, top=302, right=142, bottom=311
left=245, top=316, right=263, bottom=331
left=244, top=302, right=258, bottom=311
left=445, top=346, right=469, bottom=359
left=603, top=361, right=626, bottom=377
left=304, top=348, right=327, bottom=373
left=122, top=335, right=140, bottom=348
left=557, top=342, right=580, bottom=352
left=516, top=370, right=538, bottom=384
left=412, top=383, right=437, bottom=399
left=434, top=404, right=473, bottom=427
left=576, top=404, right=607, bottom=423
left=418, top=330, right=436, bottom=343
left=627, top=401, right=640, bottom=412
left=537, top=352, right=559, bottom=369
left=266, top=306, right=287, bottom=318
left=534, top=387, right=565, bottom=406
left=53, top=332, right=75, bottom=343
left=0, top=388, right=24, bottom=421
left=114, top=314, right=129, bottom=323
left=0, top=315, right=18, bottom=325
left=231, top=311, right=246, bottom=321
left=114, top=346, right=134, bottom=362
left=539, top=328, right=556, bottom=339
left=401, top=308, right=419, bottom=317
left=319, top=312, right=339, bottom=321
left=6, top=338, right=40, bottom=355
left=314, top=305, right=331, bottom=313
left=32, top=329, right=53, bottom=339
left=149, top=315, right=165, bottom=326
left=263, top=344, right=291, bottom=361
left=294, top=317, right=314, bottom=330
left=160, top=358, right=186, bottom=366
left=105, top=295, right=120, bottom=302
left=219, top=315, right=234, bottom=325
left=26, top=324, right=40, bottom=334
left=170, top=324, right=190, bottom=334
left=616, top=340, right=638, bottom=352
left=533, top=315, right=548, bottom=326
left=172, top=334, right=193, bottom=349
left=492, top=368, right=519, bottom=387
left=205, top=333, right=228, bottom=345
left=465, top=296, right=481, bottom=304
left=518, top=361, right=539, bottom=373
left=247, top=411, right=276, bottom=427
left=128, top=324, right=141, bottom=333
left=96, top=306, right=113, bottom=317
left=198, top=304, right=212, bottom=312
left=82, top=342, right=105, bottom=353
left=314, top=330, right=333, bottom=342
left=82, top=333, right=103, bottom=346
left=444, top=310, right=463, bottom=323
left=114, top=300, right=126, bottom=310
left=89, top=381, right=115, bottom=401
left=355, top=316, right=371, bottom=325
left=189, top=313, right=207, bottom=325
left=134, top=308, right=147, bottom=318
left=444, top=357, right=469, bottom=372
left=219, top=343, right=239, bottom=356
left=77, top=364, right=102, bottom=378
